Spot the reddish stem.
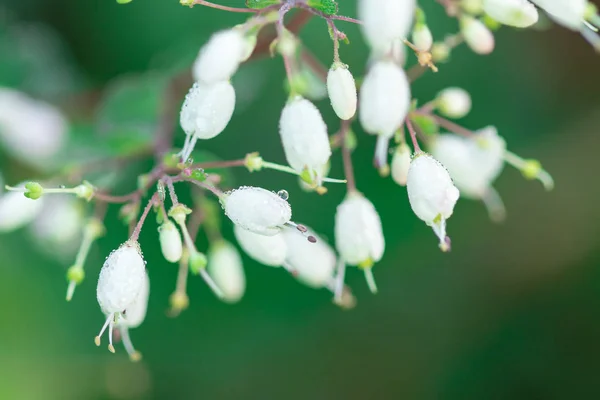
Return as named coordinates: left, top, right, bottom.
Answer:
left=405, top=118, right=422, bottom=152
left=130, top=193, right=158, bottom=242
left=339, top=119, right=357, bottom=192
left=423, top=113, right=475, bottom=138
left=191, top=159, right=246, bottom=170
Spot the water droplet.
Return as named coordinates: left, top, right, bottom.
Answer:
left=59, top=185, right=66, bottom=189
left=277, top=190, right=289, bottom=200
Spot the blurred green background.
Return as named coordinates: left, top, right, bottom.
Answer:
left=1, top=1, right=600, bottom=399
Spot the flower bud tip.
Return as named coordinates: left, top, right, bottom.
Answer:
left=130, top=351, right=143, bottom=362
left=108, top=344, right=116, bottom=354
left=94, top=336, right=101, bottom=346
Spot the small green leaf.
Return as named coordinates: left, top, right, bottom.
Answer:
left=307, top=0, right=338, bottom=15
left=411, top=114, right=439, bottom=136
left=190, top=149, right=236, bottom=188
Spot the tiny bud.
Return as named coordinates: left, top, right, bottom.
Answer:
left=24, top=182, right=43, bottom=200
left=436, top=87, right=472, bottom=119
left=327, top=63, right=358, bottom=121
left=169, top=291, right=189, bottom=313
left=521, top=159, right=543, bottom=180
left=461, top=16, right=495, bottom=54
left=277, top=28, right=298, bottom=58
left=189, top=251, right=208, bottom=274
left=189, top=169, right=208, bottom=182
left=67, top=265, right=85, bottom=284
left=412, top=24, right=433, bottom=51
left=74, top=181, right=95, bottom=201
left=85, top=218, right=106, bottom=240
left=461, top=0, right=484, bottom=15
left=431, top=42, right=451, bottom=62
left=244, top=152, right=264, bottom=172
left=119, top=202, right=140, bottom=225
left=168, top=204, right=192, bottom=226
left=158, top=221, right=183, bottom=263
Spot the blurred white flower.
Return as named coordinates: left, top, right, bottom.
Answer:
left=180, top=81, right=236, bottom=140
left=158, top=221, right=183, bottom=263
left=222, top=186, right=292, bottom=236
left=207, top=240, right=246, bottom=303
left=0, top=88, right=67, bottom=165
left=96, top=241, right=146, bottom=353
left=279, top=96, right=331, bottom=185
left=412, top=24, right=433, bottom=51
left=391, top=143, right=412, bottom=187
left=282, top=227, right=336, bottom=289
left=0, top=182, right=44, bottom=233
left=327, top=64, right=357, bottom=120
left=483, top=0, right=539, bottom=28
left=358, top=0, right=416, bottom=53
left=112, top=272, right=149, bottom=362
left=192, top=29, right=247, bottom=84
left=407, top=153, right=460, bottom=251
left=436, top=87, right=472, bottom=119
left=234, top=225, right=287, bottom=267
left=530, top=0, right=587, bottom=30
left=461, top=16, right=495, bottom=54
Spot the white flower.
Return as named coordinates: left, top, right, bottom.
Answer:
left=208, top=241, right=246, bottom=303
left=279, top=96, right=331, bottom=184
left=158, top=221, right=183, bottom=263
left=0, top=88, right=67, bottom=166
left=180, top=81, right=236, bottom=140
left=483, top=0, right=539, bottom=28
left=234, top=225, right=287, bottom=267
left=436, top=87, right=472, bottom=119
left=30, top=195, right=83, bottom=258
left=407, top=153, right=460, bottom=251
left=530, top=0, right=587, bottom=30
left=95, top=241, right=146, bottom=353
left=327, top=64, right=357, bottom=120
left=282, top=227, right=336, bottom=289
left=192, top=29, right=247, bottom=84
left=359, top=61, right=411, bottom=138
left=0, top=182, right=44, bottom=233
left=429, top=127, right=506, bottom=199
left=335, top=192, right=385, bottom=268
left=222, top=186, right=292, bottom=236
left=112, top=272, right=149, bottom=362
left=461, top=16, right=495, bottom=55
left=358, top=0, right=416, bottom=53
left=391, top=143, right=412, bottom=187
left=412, top=24, right=433, bottom=51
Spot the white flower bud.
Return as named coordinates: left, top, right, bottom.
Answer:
left=359, top=61, right=411, bottom=138
left=412, top=24, right=433, bottom=51
left=530, top=0, right=586, bottom=30
left=483, top=0, right=539, bottom=28
left=234, top=225, right=287, bottom=267
left=222, top=186, right=292, bottom=236
left=192, top=29, right=247, bottom=84
left=0, top=183, right=44, bottom=233
left=180, top=82, right=236, bottom=140
left=358, top=0, right=416, bottom=53
left=327, top=64, right=357, bottom=120
left=96, top=241, right=146, bottom=353
left=158, top=221, right=183, bottom=263
left=461, top=16, right=495, bottom=55
left=407, top=153, right=460, bottom=251
left=429, top=127, right=506, bottom=199
left=282, top=227, right=336, bottom=289
left=391, top=143, right=412, bottom=187
left=436, top=87, right=472, bottom=119
left=279, top=96, right=331, bottom=183
left=0, top=88, right=67, bottom=165
left=208, top=241, right=245, bottom=303
left=30, top=195, right=83, bottom=255
left=461, top=0, right=484, bottom=14
left=335, top=192, right=385, bottom=268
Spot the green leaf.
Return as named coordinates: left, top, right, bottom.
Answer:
left=307, top=0, right=338, bottom=15
left=245, top=0, right=281, bottom=9
left=95, top=73, right=168, bottom=154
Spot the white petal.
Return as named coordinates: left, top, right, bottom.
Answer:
left=483, top=0, right=539, bottom=28
left=279, top=97, right=331, bottom=176
left=117, top=272, right=150, bottom=329
left=358, top=0, right=416, bottom=53
left=192, top=29, right=246, bottom=84
left=391, top=143, right=412, bottom=186
left=97, top=242, right=146, bottom=314
left=222, top=186, right=292, bottom=236
left=158, top=221, right=183, bottom=263
left=208, top=241, right=245, bottom=303
left=359, top=61, right=411, bottom=137
left=234, top=225, right=287, bottom=267
left=461, top=17, right=495, bottom=55
left=436, top=87, right=472, bottom=119
left=530, top=0, right=586, bottom=30
left=327, top=65, right=358, bottom=120
left=180, top=81, right=236, bottom=140
left=335, top=193, right=385, bottom=266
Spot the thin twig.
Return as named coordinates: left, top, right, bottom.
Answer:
left=405, top=118, right=422, bottom=152
left=130, top=193, right=158, bottom=242
left=339, top=119, right=357, bottom=192
left=187, top=0, right=259, bottom=13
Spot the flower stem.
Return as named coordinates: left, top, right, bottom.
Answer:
left=340, top=119, right=357, bottom=192
left=405, top=118, right=422, bottom=153
left=185, top=0, right=259, bottom=13
left=129, top=193, right=157, bottom=242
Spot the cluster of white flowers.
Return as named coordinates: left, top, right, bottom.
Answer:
left=2, top=0, right=585, bottom=362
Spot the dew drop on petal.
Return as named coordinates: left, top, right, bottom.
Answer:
left=277, top=190, right=289, bottom=201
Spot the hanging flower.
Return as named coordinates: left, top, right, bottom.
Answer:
left=158, top=221, right=183, bottom=263
left=326, top=63, right=358, bottom=120
left=358, top=0, right=416, bottom=53
left=406, top=153, right=460, bottom=251
left=461, top=16, right=495, bottom=55
left=207, top=240, right=246, bottom=303
left=391, top=143, right=412, bottom=187
left=233, top=224, right=288, bottom=267
left=436, top=87, right=472, bottom=119
left=483, top=0, right=539, bottom=28
left=95, top=241, right=147, bottom=353
left=192, top=29, right=247, bottom=84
